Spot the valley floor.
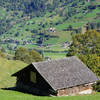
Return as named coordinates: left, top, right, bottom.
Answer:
left=0, top=89, right=100, bottom=100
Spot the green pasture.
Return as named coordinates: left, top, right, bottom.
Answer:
left=0, top=90, right=99, bottom=100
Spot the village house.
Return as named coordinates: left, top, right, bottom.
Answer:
left=49, top=27, right=56, bottom=32
left=12, top=56, right=99, bottom=96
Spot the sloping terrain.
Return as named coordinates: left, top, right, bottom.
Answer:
left=0, top=0, right=100, bottom=58
left=0, top=57, right=27, bottom=88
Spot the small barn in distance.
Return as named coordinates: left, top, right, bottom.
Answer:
left=12, top=56, right=99, bottom=96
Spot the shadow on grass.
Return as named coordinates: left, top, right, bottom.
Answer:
left=1, top=87, right=51, bottom=96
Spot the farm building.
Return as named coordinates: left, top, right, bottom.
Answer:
left=12, top=56, right=99, bottom=96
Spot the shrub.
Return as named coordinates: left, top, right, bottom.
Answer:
left=14, top=47, right=43, bottom=64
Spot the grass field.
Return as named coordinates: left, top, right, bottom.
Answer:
left=0, top=58, right=27, bottom=88
left=0, top=89, right=100, bottom=100
left=44, top=52, right=66, bottom=59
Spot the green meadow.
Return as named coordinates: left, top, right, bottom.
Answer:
left=0, top=90, right=100, bottom=100
left=0, top=57, right=27, bottom=88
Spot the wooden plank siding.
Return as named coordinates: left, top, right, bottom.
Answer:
left=16, top=64, right=55, bottom=95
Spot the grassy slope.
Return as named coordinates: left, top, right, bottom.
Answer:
left=0, top=90, right=100, bottom=100
left=0, top=1, right=100, bottom=59
left=0, top=57, right=27, bottom=88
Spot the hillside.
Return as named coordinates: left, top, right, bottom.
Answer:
left=0, top=57, right=27, bottom=88
left=0, top=0, right=100, bottom=58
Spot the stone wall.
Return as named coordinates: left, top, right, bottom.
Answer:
left=57, top=84, right=93, bottom=96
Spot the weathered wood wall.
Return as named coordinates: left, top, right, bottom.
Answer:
left=16, top=65, right=55, bottom=95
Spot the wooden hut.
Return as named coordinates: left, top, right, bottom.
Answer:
left=12, top=56, right=99, bottom=96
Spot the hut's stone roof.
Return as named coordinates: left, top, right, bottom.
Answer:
left=12, top=56, right=99, bottom=91
left=32, top=56, right=99, bottom=90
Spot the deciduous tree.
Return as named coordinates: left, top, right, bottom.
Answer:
left=14, top=47, right=43, bottom=64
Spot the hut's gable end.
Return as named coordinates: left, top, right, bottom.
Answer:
left=15, top=65, right=55, bottom=95
left=57, top=84, right=93, bottom=96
